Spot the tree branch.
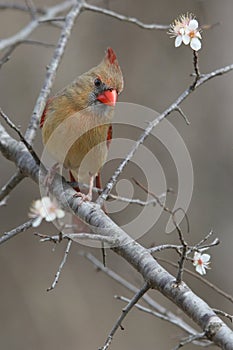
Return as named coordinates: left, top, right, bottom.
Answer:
left=2, top=121, right=233, bottom=349
left=83, top=2, right=169, bottom=30
left=0, top=170, right=25, bottom=202
left=0, top=0, right=76, bottom=51
left=0, top=3, right=45, bottom=14
left=47, top=239, right=72, bottom=291
left=1, top=59, right=233, bottom=350
left=100, top=282, right=150, bottom=350
left=0, top=219, right=34, bottom=245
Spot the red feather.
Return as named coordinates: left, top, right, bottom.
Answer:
left=40, top=97, right=53, bottom=128
left=106, top=47, right=117, bottom=65
left=69, top=171, right=80, bottom=192
left=106, top=124, right=112, bottom=149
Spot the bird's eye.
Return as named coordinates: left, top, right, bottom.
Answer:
left=94, top=78, right=102, bottom=87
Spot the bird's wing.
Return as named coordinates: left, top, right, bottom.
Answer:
left=96, top=124, right=112, bottom=191
left=40, top=97, right=54, bottom=128
left=106, top=124, right=112, bottom=149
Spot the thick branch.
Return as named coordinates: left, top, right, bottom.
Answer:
left=0, top=121, right=233, bottom=349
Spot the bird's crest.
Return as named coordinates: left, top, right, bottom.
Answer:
left=105, top=47, right=117, bottom=65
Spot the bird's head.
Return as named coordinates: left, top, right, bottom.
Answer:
left=77, top=48, right=124, bottom=110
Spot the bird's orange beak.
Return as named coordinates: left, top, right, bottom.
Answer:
left=97, top=89, right=117, bottom=107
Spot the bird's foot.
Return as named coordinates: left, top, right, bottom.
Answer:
left=73, top=191, right=92, bottom=202
left=73, top=174, right=94, bottom=203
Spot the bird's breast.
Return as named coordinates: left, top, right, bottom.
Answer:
left=42, top=107, right=112, bottom=183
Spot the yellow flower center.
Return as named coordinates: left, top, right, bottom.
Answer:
left=189, top=31, right=196, bottom=39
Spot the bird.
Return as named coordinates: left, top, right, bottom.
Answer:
left=40, top=48, right=124, bottom=201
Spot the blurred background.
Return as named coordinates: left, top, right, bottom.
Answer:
left=0, top=0, right=233, bottom=349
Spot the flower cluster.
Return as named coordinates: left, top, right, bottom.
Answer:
left=193, top=251, right=211, bottom=275
left=29, top=196, right=65, bottom=227
left=169, top=14, right=202, bottom=51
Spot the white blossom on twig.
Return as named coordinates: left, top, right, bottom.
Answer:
left=193, top=252, right=211, bottom=275
left=29, top=196, right=65, bottom=227
left=169, top=14, right=202, bottom=51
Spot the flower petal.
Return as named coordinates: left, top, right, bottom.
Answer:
left=182, top=35, right=190, bottom=45
left=201, top=254, right=211, bottom=263
left=194, top=252, right=200, bottom=259
left=56, top=209, right=65, bottom=219
left=175, top=35, right=183, bottom=47
left=32, top=216, right=43, bottom=227
left=180, top=28, right=185, bottom=35
left=34, top=199, right=42, bottom=210
left=42, top=196, right=52, bottom=207
left=45, top=212, right=56, bottom=222
left=190, top=38, right=201, bottom=51
left=188, top=19, right=198, bottom=30
left=196, top=264, right=206, bottom=275
left=40, top=206, right=49, bottom=218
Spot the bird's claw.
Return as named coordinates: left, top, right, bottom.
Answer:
left=73, top=191, right=92, bottom=203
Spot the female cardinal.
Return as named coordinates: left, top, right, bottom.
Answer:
left=40, top=48, right=124, bottom=200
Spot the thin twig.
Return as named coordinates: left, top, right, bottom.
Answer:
left=196, top=230, right=214, bottom=248
left=149, top=237, right=220, bottom=255
left=213, top=309, right=233, bottom=322
left=36, top=232, right=116, bottom=245
left=47, top=239, right=72, bottom=291
left=2, top=38, right=56, bottom=67
left=0, top=170, right=25, bottom=202
left=39, top=16, right=66, bottom=23
left=197, top=238, right=220, bottom=251
left=0, top=3, right=45, bottom=14
left=176, top=245, right=187, bottom=285
left=172, top=332, right=206, bottom=350
left=0, top=0, right=76, bottom=51
left=0, top=219, right=34, bottom=245
left=21, top=39, right=55, bottom=47
left=175, top=107, right=190, bottom=125
left=171, top=208, right=188, bottom=284
left=25, top=0, right=37, bottom=20
left=69, top=181, right=170, bottom=206
left=149, top=244, right=182, bottom=254
left=0, top=109, right=41, bottom=165
left=191, top=50, right=201, bottom=89
left=99, top=282, right=150, bottom=350
left=83, top=2, right=169, bottom=30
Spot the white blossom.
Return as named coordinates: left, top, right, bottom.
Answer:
left=29, top=196, right=65, bottom=227
left=193, top=252, right=211, bottom=275
left=169, top=14, right=202, bottom=51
